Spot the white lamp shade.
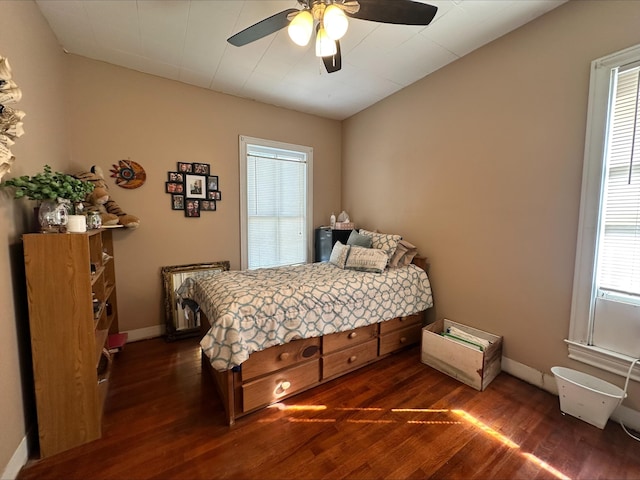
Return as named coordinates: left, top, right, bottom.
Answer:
left=315, top=26, right=337, bottom=57
left=323, top=5, right=348, bottom=40
left=288, top=10, right=313, bottom=46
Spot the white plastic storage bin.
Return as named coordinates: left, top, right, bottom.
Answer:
left=421, top=318, right=503, bottom=391
left=551, top=366, right=626, bottom=429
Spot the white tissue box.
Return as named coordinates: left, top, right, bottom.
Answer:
left=421, top=318, right=502, bottom=391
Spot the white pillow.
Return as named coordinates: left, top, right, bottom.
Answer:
left=329, top=241, right=350, bottom=269
left=345, top=245, right=388, bottom=273
left=359, top=229, right=402, bottom=262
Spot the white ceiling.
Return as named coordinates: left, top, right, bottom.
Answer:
left=35, top=0, right=567, bottom=120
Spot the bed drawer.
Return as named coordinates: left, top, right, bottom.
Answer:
left=379, top=313, right=423, bottom=335
left=379, top=323, right=422, bottom=356
left=241, top=359, right=320, bottom=412
left=322, top=324, right=378, bottom=354
left=240, top=337, right=321, bottom=381
left=322, top=338, right=378, bottom=379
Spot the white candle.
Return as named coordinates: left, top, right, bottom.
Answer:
left=67, top=215, right=86, bottom=233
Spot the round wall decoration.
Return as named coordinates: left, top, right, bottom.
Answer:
left=110, top=159, right=146, bottom=189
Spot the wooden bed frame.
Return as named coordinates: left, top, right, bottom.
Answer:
left=200, top=256, right=429, bottom=426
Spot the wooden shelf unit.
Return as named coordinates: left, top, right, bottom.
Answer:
left=23, top=229, right=120, bottom=458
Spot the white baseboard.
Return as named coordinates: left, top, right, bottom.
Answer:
left=123, top=325, right=164, bottom=343
left=1, top=435, right=28, bottom=480
left=611, top=404, right=640, bottom=432
left=502, top=356, right=640, bottom=432
left=501, top=356, right=559, bottom=395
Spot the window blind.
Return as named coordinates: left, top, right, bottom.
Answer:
left=597, top=65, right=640, bottom=298
left=246, top=145, right=307, bottom=270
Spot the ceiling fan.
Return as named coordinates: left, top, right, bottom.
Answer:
left=227, top=0, right=438, bottom=74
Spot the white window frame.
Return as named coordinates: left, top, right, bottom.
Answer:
left=239, top=135, right=313, bottom=270
left=568, top=43, right=640, bottom=381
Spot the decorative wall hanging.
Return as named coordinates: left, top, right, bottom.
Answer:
left=110, top=159, right=146, bottom=189
left=0, top=55, right=25, bottom=182
left=165, top=162, right=221, bottom=218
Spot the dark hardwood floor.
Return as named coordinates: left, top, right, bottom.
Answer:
left=18, top=337, right=640, bottom=480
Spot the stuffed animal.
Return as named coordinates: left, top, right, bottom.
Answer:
left=74, top=166, right=140, bottom=229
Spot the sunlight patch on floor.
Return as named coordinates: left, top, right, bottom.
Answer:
left=336, top=407, right=384, bottom=412
left=288, top=418, right=337, bottom=423
left=407, top=420, right=462, bottom=425
left=393, top=408, right=449, bottom=413
left=271, top=402, right=572, bottom=479
left=346, top=419, right=395, bottom=424
left=267, top=403, right=327, bottom=412
left=451, top=409, right=519, bottom=449
left=450, top=409, right=570, bottom=480
left=522, top=453, right=571, bottom=480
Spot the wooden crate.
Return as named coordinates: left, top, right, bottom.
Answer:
left=421, top=318, right=502, bottom=391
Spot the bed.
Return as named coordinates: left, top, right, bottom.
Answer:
left=177, top=232, right=434, bottom=425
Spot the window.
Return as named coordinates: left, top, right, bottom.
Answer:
left=569, top=43, right=640, bottom=378
left=239, top=136, right=313, bottom=270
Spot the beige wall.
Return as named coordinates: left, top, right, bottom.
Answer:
left=65, top=56, right=342, bottom=333
left=1, top=1, right=342, bottom=473
left=0, top=0, right=70, bottom=472
left=343, top=0, right=640, bottom=409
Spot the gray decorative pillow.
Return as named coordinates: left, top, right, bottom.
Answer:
left=329, top=241, right=350, bottom=269
left=347, top=230, right=373, bottom=248
left=344, top=245, right=388, bottom=273
left=359, top=229, right=402, bottom=261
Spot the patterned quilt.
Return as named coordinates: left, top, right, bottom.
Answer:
left=177, top=262, right=433, bottom=372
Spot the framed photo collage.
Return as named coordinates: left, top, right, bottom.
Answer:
left=165, top=162, right=222, bottom=217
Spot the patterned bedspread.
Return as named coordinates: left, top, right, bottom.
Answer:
left=177, top=262, right=433, bottom=372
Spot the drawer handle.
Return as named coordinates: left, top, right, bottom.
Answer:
left=279, top=352, right=290, bottom=361
left=302, top=345, right=319, bottom=358
left=400, top=336, right=407, bottom=344
left=348, top=355, right=357, bottom=363
left=276, top=380, right=292, bottom=394
left=348, top=332, right=357, bottom=339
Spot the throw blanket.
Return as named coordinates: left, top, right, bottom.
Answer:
left=177, top=262, right=433, bottom=372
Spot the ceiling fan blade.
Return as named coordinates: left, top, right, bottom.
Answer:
left=323, top=40, right=342, bottom=74
left=347, top=0, right=437, bottom=25
left=227, top=8, right=299, bottom=46
left=335, top=0, right=360, bottom=15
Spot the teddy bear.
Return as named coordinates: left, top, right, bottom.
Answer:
left=74, top=166, right=140, bottom=229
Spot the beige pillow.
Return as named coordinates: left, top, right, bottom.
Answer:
left=389, top=239, right=418, bottom=267
left=345, top=245, right=388, bottom=273
left=329, top=241, right=350, bottom=268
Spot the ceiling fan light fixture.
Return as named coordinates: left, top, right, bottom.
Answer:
left=315, top=25, right=337, bottom=57
left=288, top=10, right=314, bottom=46
left=227, top=0, right=439, bottom=74
left=323, top=4, right=348, bottom=41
